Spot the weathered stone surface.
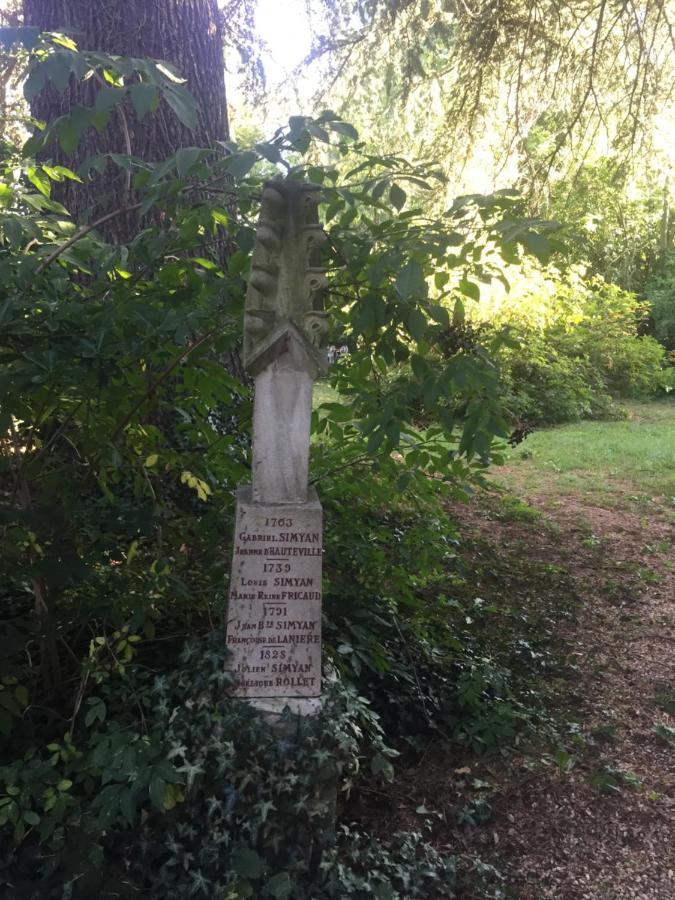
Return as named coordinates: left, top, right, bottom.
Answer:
left=251, top=336, right=314, bottom=505
left=227, top=486, right=322, bottom=698
left=244, top=179, right=329, bottom=376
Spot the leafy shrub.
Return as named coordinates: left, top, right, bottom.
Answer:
left=317, top=461, right=572, bottom=754
left=646, top=251, right=675, bottom=350
left=492, top=276, right=671, bottom=425
left=1, top=630, right=458, bottom=899
left=0, top=34, right=569, bottom=898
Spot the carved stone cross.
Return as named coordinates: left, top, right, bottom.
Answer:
left=225, top=177, right=328, bottom=706
left=244, top=179, right=329, bottom=503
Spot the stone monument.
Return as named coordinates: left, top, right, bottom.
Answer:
left=226, top=178, right=329, bottom=715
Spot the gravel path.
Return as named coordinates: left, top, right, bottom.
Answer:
left=477, top=491, right=675, bottom=899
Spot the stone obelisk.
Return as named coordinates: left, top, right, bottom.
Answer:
left=225, top=178, right=329, bottom=715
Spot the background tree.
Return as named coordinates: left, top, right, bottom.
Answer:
left=22, top=0, right=231, bottom=239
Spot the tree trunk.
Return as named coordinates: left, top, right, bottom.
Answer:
left=23, top=0, right=229, bottom=240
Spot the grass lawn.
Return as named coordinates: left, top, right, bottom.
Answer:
left=494, top=400, right=675, bottom=507
left=313, top=380, right=342, bottom=408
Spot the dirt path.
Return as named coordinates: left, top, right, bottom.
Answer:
left=460, top=488, right=675, bottom=899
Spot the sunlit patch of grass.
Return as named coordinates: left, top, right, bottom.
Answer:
left=496, top=401, right=675, bottom=504
left=312, top=379, right=342, bottom=408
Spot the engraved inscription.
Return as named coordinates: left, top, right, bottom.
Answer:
left=226, top=489, right=322, bottom=698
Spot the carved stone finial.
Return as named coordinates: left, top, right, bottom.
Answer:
left=244, top=178, right=329, bottom=377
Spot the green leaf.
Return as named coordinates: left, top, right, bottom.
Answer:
left=163, top=85, right=198, bottom=130
left=175, top=147, right=204, bottom=177
left=120, top=789, right=137, bottom=825
left=328, top=120, right=359, bottom=141
left=458, top=279, right=480, bottom=301
left=225, top=151, right=258, bottom=181
left=228, top=250, right=249, bottom=276
left=23, top=64, right=47, bottom=102
left=42, top=52, right=73, bottom=93
left=22, top=810, right=39, bottom=826
left=130, top=83, right=158, bottom=120
left=155, top=61, right=185, bottom=84
left=95, top=86, right=125, bottom=111
left=56, top=108, right=93, bottom=155
left=411, top=354, right=428, bottom=380
left=149, top=776, right=167, bottom=811
left=389, top=183, right=407, bottom=211
left=255, top=142, right=282, bottom=164
left=85, top=700, right=106, bottom=727
left=407, top=308, right=427, bottom=342
left=26, top=167, right=51, bottom=198
left=231, top=847, right=265, bottom=879
left=263, top=873, right=293, bottom=899
left=520, top=231, right=552, bottom=262
left=371, top=752, right=395, bottom=782
left=14, top=686, right=28, bottom=707
left=428, top=304, right=450, bottom=327
left=395, top=261, right=426, bottom=299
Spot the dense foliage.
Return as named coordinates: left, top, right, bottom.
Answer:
left=1, top=19, right=671, bottom=895
left=0, top=34, right=567, bottom=896
left=493, top=275, right=673, bottom=425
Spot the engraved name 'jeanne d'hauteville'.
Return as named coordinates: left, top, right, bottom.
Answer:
left=235, top=546, right=322, bottom=557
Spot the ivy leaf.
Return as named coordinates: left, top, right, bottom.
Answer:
left=23, top=65, right=47, bottom=101
left=263, top=872, right=293, bottom=899
left=231, top=847, right=265, bottom=879
left=85, top=699, right=106, bottom=727
left=149, top=776, right=167, bottom=811
left=56, top=108, right=93, bottom=155
left=428, top=304, right=449, bottom=327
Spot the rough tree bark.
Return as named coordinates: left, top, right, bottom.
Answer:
left=23, top=0, right=230, bottom=240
